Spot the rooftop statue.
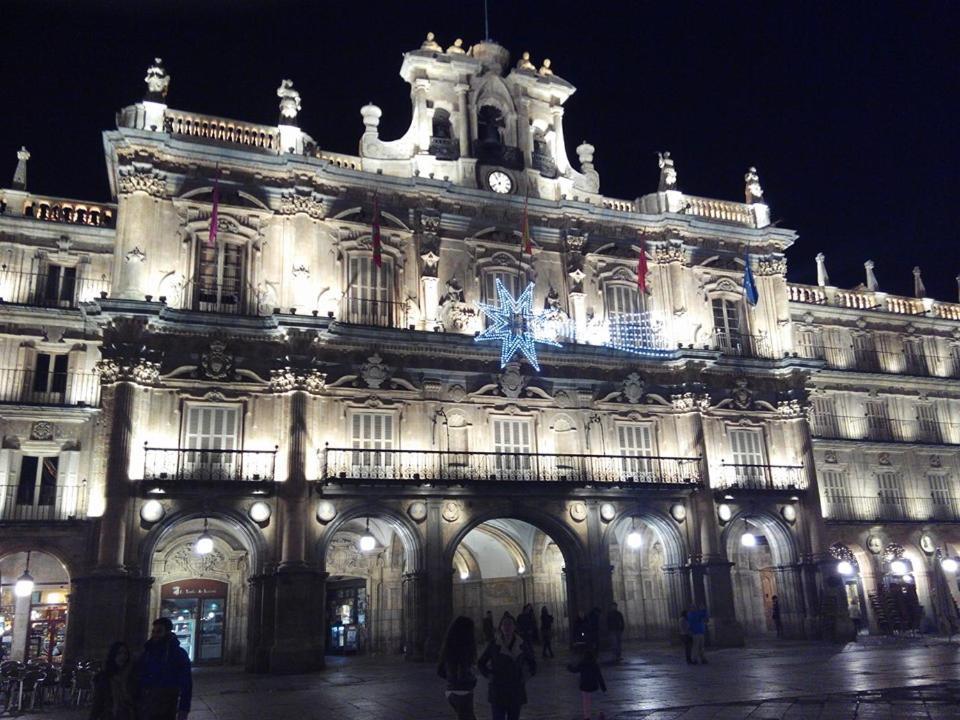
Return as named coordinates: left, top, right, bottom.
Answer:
left=144, top=57, right=170, bottom=102
left=658, top=151, right=678, bottom=191
left=517, top=51, right=536, bottom=71
left=538, top=58, right=554, bottom=76
left=446, top=38, right=466, bottom=54
left=421, top=32, right=442, bottom=52
left=277, top=79, right=302, bottom=123
left=744, top=166, right=764, bottom=204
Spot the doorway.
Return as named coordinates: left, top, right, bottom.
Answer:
left=160, top=579, right=227, bottom=664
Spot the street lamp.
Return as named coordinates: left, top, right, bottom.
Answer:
left=740, top=519, right=757, bottom=547
left=195, top=518, right=214, bottom=556
left=626, top=517, right=642, bottom=549
left=942, top=557, right=959, bottom=573
left=15, top=551, right=35, bottom=598
left=359, top=518, right=376, bottom=552
left=837, top=560, right=855, bottom=576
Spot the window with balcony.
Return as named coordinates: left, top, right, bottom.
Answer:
left=877, top=471, right=905, bottom=516
left=795, top=329, right=823, bottom=360
left=821, top=468, right=850, bottom=516
left=917, top=404, right=943, bottom=444
left=344, top=255, right=394, bottom=326
left=481, top=270, right=521, bottom=327
left=617, top=423, right=654, bottom=478
left=31, top=353, right=68, bottom=402
left=729, top=428, right=765, bottom=485
left=950, top=345, right=960, bottom=379
left=351, top=412, right=395, bottom=468
left=184, top=404, right=240, bottom=477
left=903, top=339, right=928, bottom=376
left=15, top=456, right=57, bottom=509
left=928, top=473, right=956, bottom=518
left=864, top=400, right=891, bottom=441
left=810, top=396, right=840, bottom=438
left=604, top=282, right=643, bottom=320
left=852, top=333, right=879, bottom=372
left=196, top=240, right=245, bottom=313
left=492, top=418, right=532, bottom=473
left=712, top=298, right=743, bottom=352
left=41, top=264, right=77, bottom=307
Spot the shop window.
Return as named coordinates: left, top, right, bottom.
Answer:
left=344, top=255, right=394, bottom=326
left=351, top=412, right=395, bottom=467
left=16, top=456, right=57, bottom=507
left=196, top=240, right=245, bottom=313
left=617, top=423, right=654, bottom=478
left=492, top=417, right=532, bottom=472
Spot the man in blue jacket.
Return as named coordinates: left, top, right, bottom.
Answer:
left=140, top=617, right=192, bottom=720
left=687, top=603, right=709, bottom=665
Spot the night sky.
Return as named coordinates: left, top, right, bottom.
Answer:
left=2, top=1, right=957, bottom=299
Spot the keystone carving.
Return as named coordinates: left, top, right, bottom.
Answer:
left=118, top=167, right=167, bottom=197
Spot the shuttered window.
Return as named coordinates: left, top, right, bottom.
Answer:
left=351, top=412, right=394, bottom=468
left=877, top=472, right=905, bottom=512
left=604, top=283, right=641, bottom=319
left=196, top=241, right=245, bottom=313
left=917, top=404, right=942, bottom=444
left=864, top=401, right=891, bottom=441
left=492, top=418, right=532, bottom=472
left=712, top=298, right=741, bottom=350
left=482, top=271, right=520, bottom=327
left=184, top=405, right=241, bottom=477
left=617, top=424, right=654, bottom=477
left=729, top=428, right=765, bottom=484
left=928, top=473, right=954, bottom=505
left=810, top=396, right=839, bottom=438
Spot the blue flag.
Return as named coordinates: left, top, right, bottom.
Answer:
left=743, top=254, right=759, bottom=306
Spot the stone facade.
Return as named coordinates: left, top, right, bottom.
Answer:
left=0, top=36, right=956, bottom=672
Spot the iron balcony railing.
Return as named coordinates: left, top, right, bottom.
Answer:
left=716, top=463, right=806, bottom=490
left=713, top=330, right=772, bottom=359
left=810, top=415, right=960, bottom=445
left=337, top=294, right=408, bottom=329
left=0, top=368, right=100, bottom=407
left=0, top=267, right=110, bottom=308
left=0, top=483, right=87, bottom=521
left=823, top=495, right=960, bottom=523
left=143, top=447, right=278, bottom=483
left=321, top=447, right=702, bottom=485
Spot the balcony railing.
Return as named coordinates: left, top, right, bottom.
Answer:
left=811, top=415, right=960, bottom=445
left=716, top=463, right=806, bottom=490
left=0, top=368, right=100, bottom=407
left=823, top=495, right=960, bottom=522
left=143, top=447, right=278, bottom=483
left=0, top=484, right=86, bottom=521
left=337, top=294, right=407, bottom=329
left=320, top=448, right=702, bottom=486
left=714, top=330, right=772, bottom=359
left=0, top=267, right=110, bottom=308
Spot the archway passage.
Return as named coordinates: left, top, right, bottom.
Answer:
left=323, top=517, right=408, bottom=657
left=0, top=551, right=70, bottom=664
left=452, top=519, right=569, bottom=651
left=608, top=517, right=682, bottom=640
left=148, top=517, right=253, bottom=665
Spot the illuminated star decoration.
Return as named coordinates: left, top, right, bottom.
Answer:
left=475, top=280, right=561, bottom=371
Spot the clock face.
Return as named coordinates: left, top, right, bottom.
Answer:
left=487, top=171, right=513, bottom=194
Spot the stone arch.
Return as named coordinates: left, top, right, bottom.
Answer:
left=315, top=501, right=424, bottom=575
left=603, top=508, right=689, bottom=640
left=0, top=549, right=71, bottom=663
left=0, top=536, right=83, bottom=580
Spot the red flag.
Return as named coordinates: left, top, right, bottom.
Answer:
left=637, top=241, right=649, bottom=294
left=371, top=195, right=382, bottom=268
left=207, top=178, right=220, bottom=248
left=521, top=194, right=532, bottom=255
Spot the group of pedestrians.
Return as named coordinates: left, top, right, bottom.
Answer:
left=89, top=617, right=193, bottom=720
left=677, top=603, right=710, bottom=665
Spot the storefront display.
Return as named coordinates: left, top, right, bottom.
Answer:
left=326, top=580, right=366, bottom=655
left=160, top=579, right=227, bottom=664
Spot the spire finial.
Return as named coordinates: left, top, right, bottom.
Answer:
left=815, top=252, right=829, bottom=287
left=913, top=266, right=927, bottom=299
left=864, top=260, right=879, bottom=292
left=12, top=146, right=29, bottom=190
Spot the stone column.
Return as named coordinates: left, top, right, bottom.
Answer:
left=421, top=276, right=440, bottom=330
left=245, top=572, right=276, bottom=673
left=413, top=79, right=431, bottom=153
left=455, top=83, right=470, bottom=158
left=583, top=502, right=614, bottom=648
left=96, top=382, right=134, bottom=569
left=402, top=571, right=427, bottom=660
left=569, top=292, right=587, bottom=342
left=268, top=390, right=326, bottom=672
left=423, top=500, right=450, bottom=660
left=66, top=574, right=153, bottom=666
left=10, top=592, right=30, bottom=660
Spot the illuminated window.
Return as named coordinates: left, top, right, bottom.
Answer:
left=351, top=412, right=395, bottom=468
left=604, top=283, right=642, bottom=319
left=492, top=418, right=532, bottom=472
left=16, top=456, right=57, bottom=507
left=196, top=241, right=245, bottom=313
left=617, top=423, right=654, bottom=478
left=712, top=298, right=742, bottom=349
left=345, top=255, right=394, bottom=326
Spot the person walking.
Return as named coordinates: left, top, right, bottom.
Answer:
left=771, top=595, right=783, bottom=638
left=678, top=610, right=693, bottom=664
left=437, top=616, right=478, bottom=720
left=478, top=612, right=536, bottom=720
left=482, top=611, right=496, bottom=644
left=539, top=606, right=554, bottom=659
left=139, top=618, right=192, bottom=720
left=606, top=603, right=625, bottom=661
left=567, top=649, right=606, bottom=720
left=687, top=603, right=709, bottom=665
left=516, top=604, right=536, bottom=643
left=89, top=641, right=138, bottom=720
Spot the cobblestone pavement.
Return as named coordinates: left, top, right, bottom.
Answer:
left=11, top=637, right=960, bottom=719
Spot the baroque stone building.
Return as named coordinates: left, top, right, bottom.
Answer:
left=0, top=36, right=957, bottom=672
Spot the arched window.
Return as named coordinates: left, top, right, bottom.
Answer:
left=429, top=109, right=459, bottom=160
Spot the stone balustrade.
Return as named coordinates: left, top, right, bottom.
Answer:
left=163, top=110, right=280, bottom=152
left=789, top=282, right=960, bottom=320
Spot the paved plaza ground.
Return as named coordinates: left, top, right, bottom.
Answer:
left=13, top=637, right=960, bottom=719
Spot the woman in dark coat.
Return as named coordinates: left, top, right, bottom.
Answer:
left=478, top=613, right=537, bottom=720
left=89, top=641, right=138, bottom=720
left=568, top=648, right=607, bottom=720
left=437, top=616, right=478, bottom=720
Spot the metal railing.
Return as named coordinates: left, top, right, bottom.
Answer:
left=810, top=415, right=960, bottom=445
left=0, top=368, right=100, bottom=407
left=823, top=495, right=960, bottom=522
left=0, top=484, right=86, bottom=521
left=143, top=447, right=278, bottom=483
left=428, top=136, right=460, bottom=160
left=716, top=463, right=806, bottom=490
left=321, top=447, right=702, bottom=485
left=713, top=330, right=772, bottom=359
left=0, top=267, right=110, bottom=308
left=338, top=294, right=407, bottom=328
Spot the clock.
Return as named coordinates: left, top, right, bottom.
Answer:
left=487, top=170, right=513, bottom=194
